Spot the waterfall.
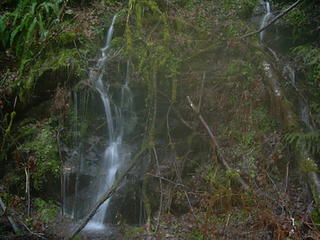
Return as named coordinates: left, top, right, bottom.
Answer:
left=256, top=1, right=315, bottom=131
left=63, top=14, right=136, bottom=230
left=260, top=0, right=273, bottom=42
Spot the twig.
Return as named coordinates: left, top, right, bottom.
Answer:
left=198, top=71, right=206, bottom=112
left=187, top=96, right=250, bottom=190
left=285, top=161, right=290, bottom=193
left=153, top=147, right=163, bottom=234
left=147, top=173, right=189, bottom=189
left=18, top=219, right=47, bottom=240
left=158, top=91, right=193, bottom=130
left=66, top=145, right=147, bottom=239
left=24, top=167, right=30, bottom=217
left=241, top=0, right=304, bottom=38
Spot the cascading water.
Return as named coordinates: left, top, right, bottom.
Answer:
left=257, top=0, right=315, bottom=131
left=260, top=0, right=273, bottom=43
left=63, top=14, right=136, bottom=230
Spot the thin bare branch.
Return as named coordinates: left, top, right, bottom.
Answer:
left=153, top=147, right=163, bottom=234
left=187, top=96, right=250, bottom=190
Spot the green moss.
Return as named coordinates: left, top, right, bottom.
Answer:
left=57, top=31, right=78, bottom=46
left=16, top=48, right=84, bottom=102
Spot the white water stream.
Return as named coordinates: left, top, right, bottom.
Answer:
left=63, top=14, right=136, bottom=230
left=260, top=0, right=272, bottom=42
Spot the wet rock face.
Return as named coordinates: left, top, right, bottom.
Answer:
left=106, top=176, right=145, bottom=224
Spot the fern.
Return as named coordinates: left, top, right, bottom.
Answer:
left=292, top=45, right=320, bottom=94
left=2, top=0, right=64, bottom=65
left=284, top=130, right=320, bottom=155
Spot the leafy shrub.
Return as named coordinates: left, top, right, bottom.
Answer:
left=34, top=197, right=59, bottom=224
left=16, top=119, right=60, bottom=190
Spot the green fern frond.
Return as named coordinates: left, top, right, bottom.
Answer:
left=31, top=2, right=37, bottom=15
left=285, top=130, right=320, bottom=155
left=0, top=14, right=9, bottom=47
left=26, top=17, right=38, bottom=46
left=10, top=25, right=22, bottom=47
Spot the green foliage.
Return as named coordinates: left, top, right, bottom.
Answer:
left=253, top=107, right=276, bottom=133
left=225, top=60, right=255, bottom=89
left=123, top=226, right=145, bottom=240
left=205, top=165, right=232, bottom=189
left=16, top=119, right=60, bottom=190
left=292, top=45, right=320, bottom=97
left=284, top=8, right=308, bottom=27
left=300, top=157, right=318, bottom=173
left=34, top=198, right=59, bottom=224
left=190, top=230, right=205, bottom=240
left=124, top=0, right=181, bottom=110
left=226, top=168, right=241, bottom=179
left=0, top=111, right=16, bottom=163
left=0, top=0, right=64, bottom=61
left=17, top=48, right=83, bottom=102
left=310, top=103, right=320, bottom=126
left=311, top=208, right=320, bottom=227
left=284, top=130, right=320, bottom=156
left=220, top=0, right=258, bottom=18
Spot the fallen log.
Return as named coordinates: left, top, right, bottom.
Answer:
left=187, top=96, right=250, bottom=190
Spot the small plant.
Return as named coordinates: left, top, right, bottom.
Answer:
left=34, top=198, right=59, bottom=224
left=300, top=157, right=318, bottom=173
left=253, top=107, right=276, bottom=133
